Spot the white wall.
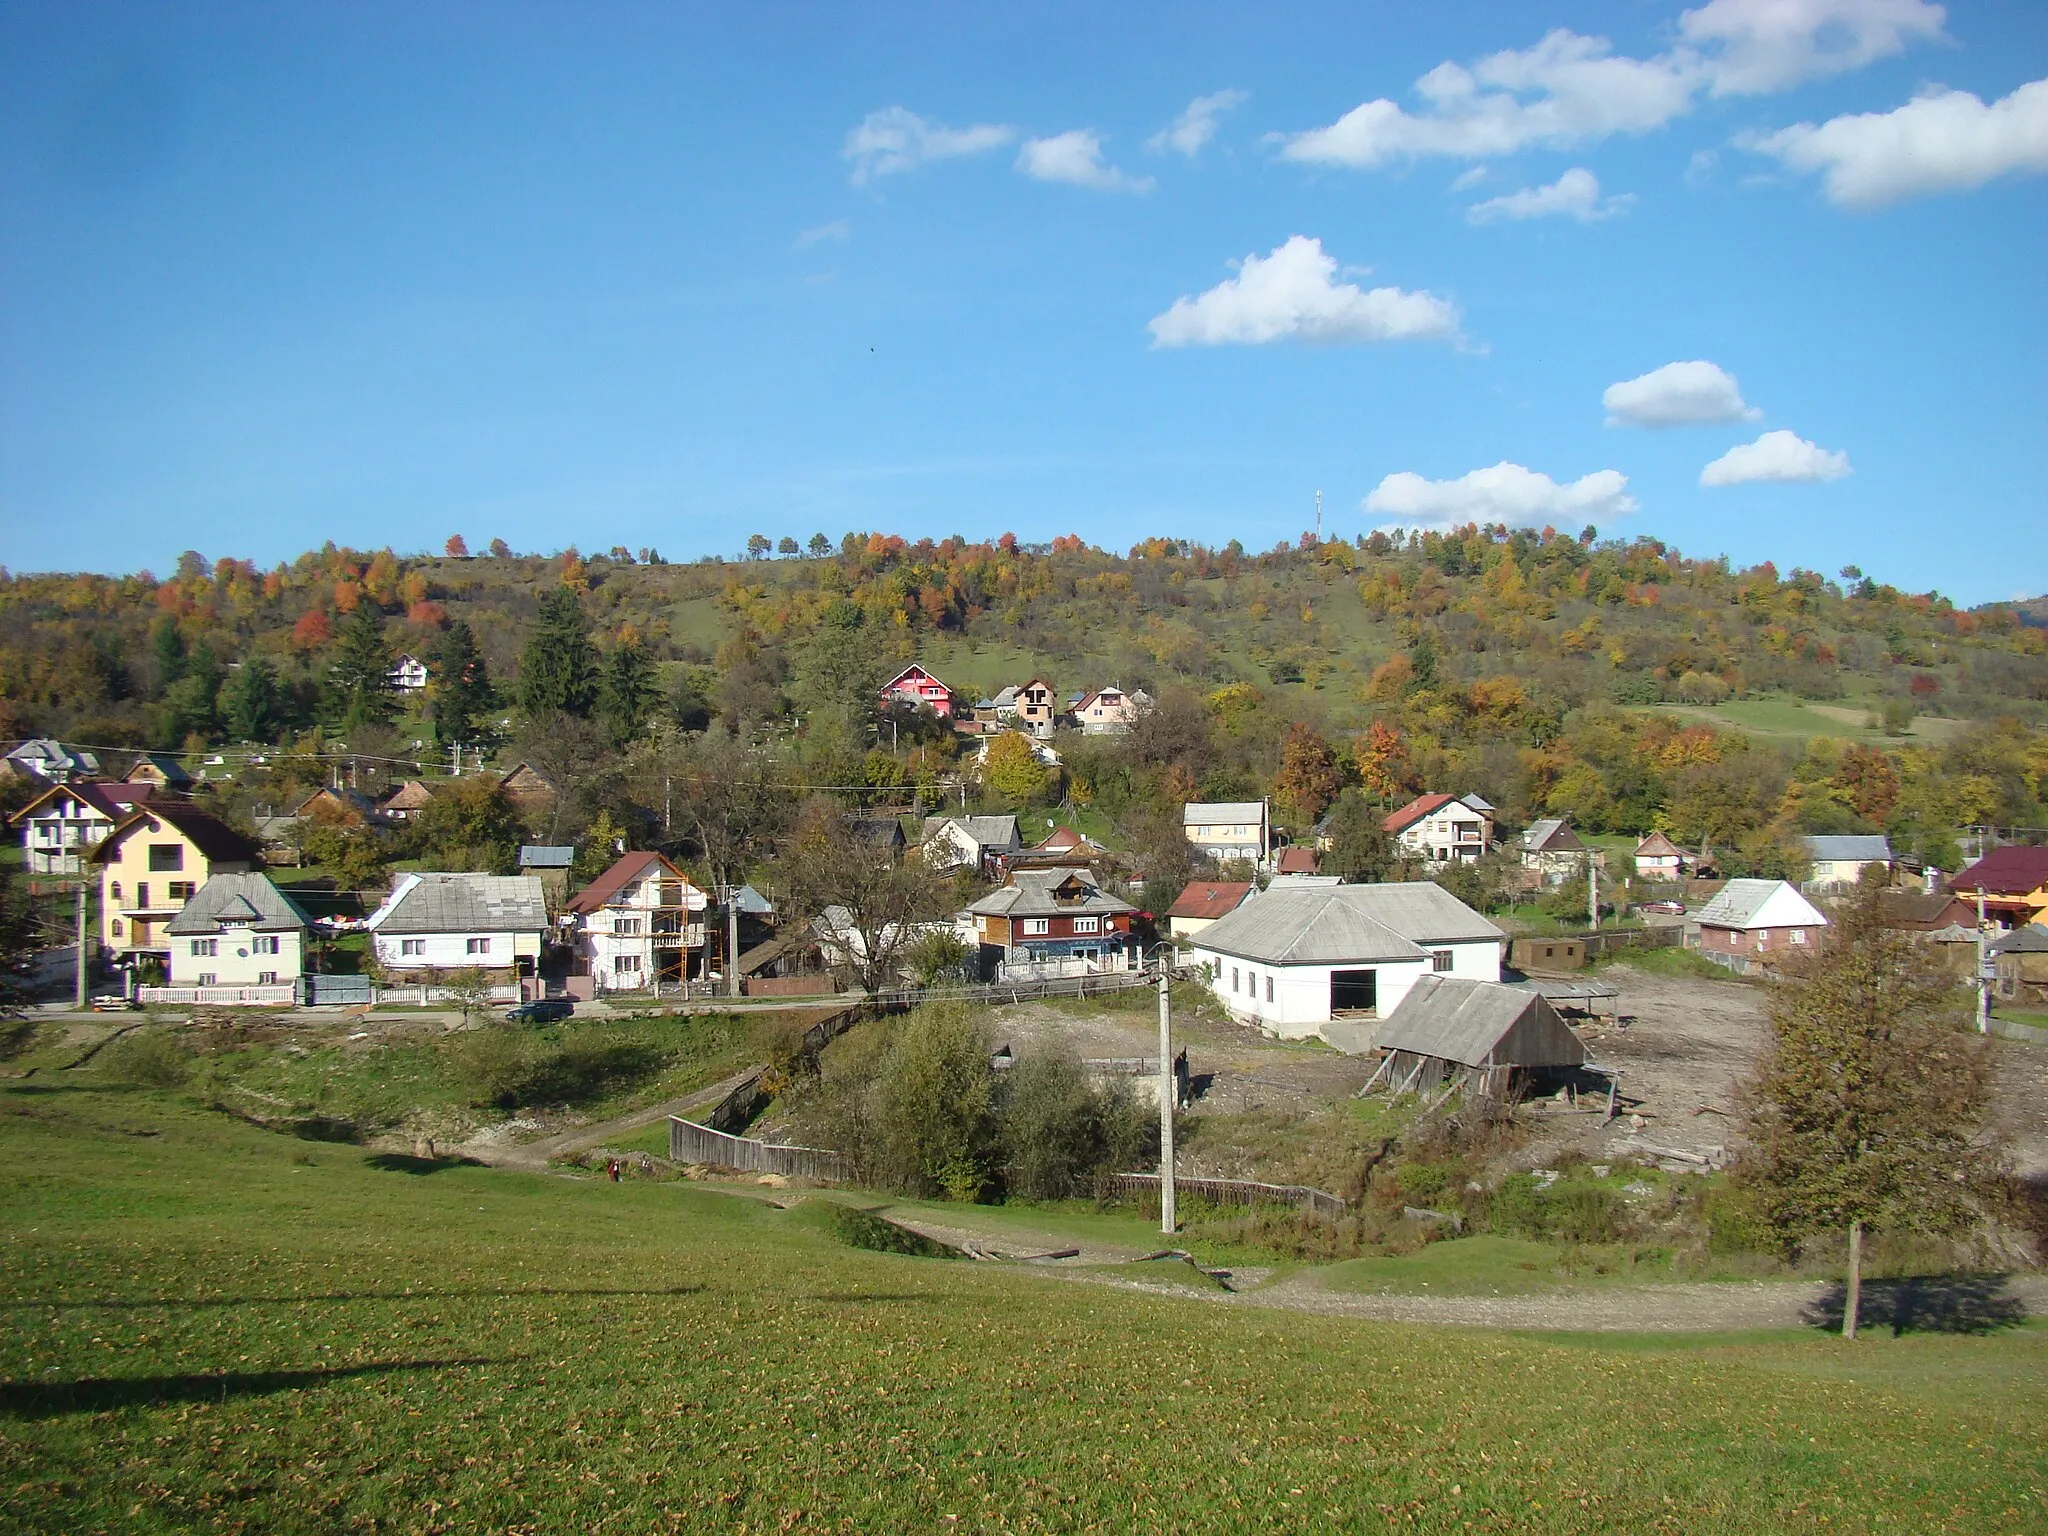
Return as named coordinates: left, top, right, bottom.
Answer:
left=1189, top=938, right=1501, bottom=1040
left=373, top=930, right=541, bottom=972
left=170, top=930, right=304, bottom=987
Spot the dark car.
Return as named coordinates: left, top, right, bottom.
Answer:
left=505, top=998, right=575, bottom=1024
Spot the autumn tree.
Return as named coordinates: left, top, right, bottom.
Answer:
left=981, top=732, right=1054, bottom=807
left=772, top=799, right=956, bottom=993
left=517, top=585, right=597, bottom=718
left=1736, top=890, right=1996, bottom=1338
left=444, top=534, right=469, bottom=558
left=1272, top=721, right=1343, bottom=823
left=1352, top=720, right=1417, bottom=802
left=1321, top=788, right=1396, bottom=883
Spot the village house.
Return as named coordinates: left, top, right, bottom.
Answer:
left=966, top=867, right=1140, bottom=980
left=365, top=872, right=549, bottom=981
left=971, top=730, right=1060, bottom=774
left=498, top=762, right=558, bottom=821
left=1273, top=846, right=1321, bottom=876
left=165, top=872, right=311, bottom=992
left=1991, top=924, right=2048, bottom=1009
left=847, top=813, right=908, bottom=865
left=921, top=814, right=1022, bottom=877
left=1802, top=834, right=1892, bottom=890
left=1384, top=793, right=1495, bottom=864
left=1632, top=831, right=1688, bottom=880
left=1330, top=976, right=1586, bottom=1100
left=1163, top=880, right=1254, bottom=941
left=1689, top=879, right=1829, bottom=971
left=1516, top=818, right=1588, bottom=885
left=1187, top=882, right=1505, bottom=1039
left=379, top=780, right=436, bottom=821
left=1069, top=686, right=1151, bottom=735
left=1948, top=846, right=2048, bottom=930
left=1874, top=889, right=1984, bottom=977
left=978, top=678, right=1061, bottom=735
left=1183, top=801, right=1269, bottom=866
left=388, top=654, right=429, bottom=694
left=878, top=664, right=955, bottom=719
left=566, top=851, right=708, bottom=993
left=10, top=779, right=156, bottom=875
left=2, top=738, right=99, bottom=785
left=89, top=804, right=262, bottom=962
left=123, top=753, right=193, bottom=792
left=295, top=785, right=384, bottom=829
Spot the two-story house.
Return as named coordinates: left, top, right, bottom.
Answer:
left=1689, top=879, right=1829, bottom=972
left=966, top=867, right=1139, bottom=979
left=11, top=779, right=157, bottom=875
left=89, top=805, right=262, bottom=961
left=1516, top=818, right=1589, bottom=886
left=1070, top=686, right=1152, bottom=735
left=1183, top=801, right=1269, bottom=866
left=878, top=664, right=955, bottom=719
left=388, top=654, right=430, bottom=694
left=165, top=872, right=312, bottom=992
left=921, top=814, right=1022, bottom=877
left=1384, top=793, right=1495, bottom=864
left=2, top=738, right=99, bottom=785
left=565, top=851, right=709, bottom=992
left=365, top=872, right=549, bottom=980
left=1632, top=831, right=1688, bottom=880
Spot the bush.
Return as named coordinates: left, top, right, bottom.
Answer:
left=105, top=1030, right=193, bottom=1088
left=1000, top=1047, right=1153, bottom=1201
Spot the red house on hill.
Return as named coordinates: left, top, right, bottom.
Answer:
left=879, top=664, right=954, bottom=719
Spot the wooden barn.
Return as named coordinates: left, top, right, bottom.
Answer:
left=1359, top=975, right=1587, bottom=1099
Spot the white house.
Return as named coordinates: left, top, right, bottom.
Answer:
left=565, top=851, right=708, bottom=991
left=1188, top=881, right=1505, bottom=1040
left=11, top=780, right=157, bottom=875
left=1184, top=801, right=1269, bottom=865
left=1516, top=818, right=1589, bottom=885
left=165, top=872, right=311, bottom=989
left=1384, top=793, right=1495, bottom=864
left=971, top=731, right=1060, bottom=772
left=366, top=872, right=549, bottom=978
left=388, top=655, right=430, bottom=694
left=2, top=738, right=99, bottom=784
left=921, top=814, right=1022, bottom=876
left=1633, top=831, right=1687, bottom=880
left=1802, top=835, right=1892, bottom=890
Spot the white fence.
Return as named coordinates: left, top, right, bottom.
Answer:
left=137, top=985, right=299, bottom=1007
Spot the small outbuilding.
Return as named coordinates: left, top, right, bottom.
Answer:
left=1348, top=975, right=1586, bottom=1098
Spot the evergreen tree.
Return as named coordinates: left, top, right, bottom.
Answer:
left=516, top=586, right=596, bottom=718
left=597, top=641, right=658, bottom=748
left=221, top=655, right=281, bottom=742
left=162, top=641, right=223, bottom=741
left=428, top=620, right=495, bottom=746
left=324, top=604, right=394, bottom=731
left=1323, top=788, right=1396, bottom=882
left=149, top=617, right=186, bottom=698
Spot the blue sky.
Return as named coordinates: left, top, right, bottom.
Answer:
left=2, top=1, right=2044, bottom=602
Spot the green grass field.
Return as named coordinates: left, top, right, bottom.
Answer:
left=3, top=1079, right=2043, bottom=1533
left=1648, top=696, right=1968, bottom=747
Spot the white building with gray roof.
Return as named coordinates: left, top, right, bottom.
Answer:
left=365, top=872, right=549, bottom=977
left=1187, top=881, right=1505, bottom=1039
left=165, top=872, right=313, bottom=989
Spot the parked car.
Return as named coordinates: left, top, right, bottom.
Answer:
left=506, top=998, right=574, bottom=1024
left=1636, top=900, right=1686, bottom=916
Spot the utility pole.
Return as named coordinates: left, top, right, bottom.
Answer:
left=1157, top=960, right=1176, bottom=1235
left=726, top=887, right=742, bottom=1000
left=73, top=881, right=88, bottom=1011
left=1976, top=884, right=1990, bottom=1034
left=1587, top=850, right=1599, bottom=932
left=1314, top=489, right=1323, bottom=543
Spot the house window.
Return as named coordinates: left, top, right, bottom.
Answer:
left=197, top=972, right=217, bottom=986
left=1330, top=969, right=1378, bottom=1013
left=254, top=935, right=280, bottom=955
left=615, top=918, right=642, bottom=936
left=148, top=844, right=184, bottom=872
left=110, top=882, right=122, bottom=903
left=111, top=920, right=124, bottom=937
left=257, top=971, right=278, bottom=985
left=168, top=882, right=195, bottom=902
left=1432, top=950, right=1453, bottom=973
left=189, top=939, right=218, bottom=957
left=1265, top=975, right=1274, bottom=1003
left=466, top=937, right=490, bottom=955
left=400, top=939, right=426, bottom=957
left=1231, top=967, right=1240, bottom=993
left=1790, top=929, right=1806, bottom=944
left=1023, top=919, right=1049, bottom=936
left=1073, top=916, right=1099, bottom=934
left=137, top=883, right=149, bottom=910
left=614, top=954, right=641, bottom=974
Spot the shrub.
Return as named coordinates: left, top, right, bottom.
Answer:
left=106, top=1030, right=193, bottom=1088
left=867, top=1004, right=999, bottom=1200
left=1000, top=1047, right=1153, bottom=1201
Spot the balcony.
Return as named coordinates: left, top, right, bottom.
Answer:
left=651, top=925, right=706, bottom=948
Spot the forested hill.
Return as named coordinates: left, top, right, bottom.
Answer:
left=2, top=526, right=2045, bottom=871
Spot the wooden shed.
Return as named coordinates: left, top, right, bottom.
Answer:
left=1363, top=975, right=1586, bottom=1099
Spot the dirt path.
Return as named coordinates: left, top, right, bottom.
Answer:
left=455, top=1068, right=760, bottom=1171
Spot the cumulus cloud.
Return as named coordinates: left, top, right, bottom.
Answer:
left=1700, top=429, right=1851, bottom=485
left=794, top=219, right=851, bottom=248
left=1365, top=462, right=1638, bottom=531
left=1603, top=361, right=1760, bottom=427
left=1745, top=77, right=2048, bottom=207
left=1147, top=236, right=1460, bottom=348
left=1147, top=89, right=1249, bottom=156
left=1017, top=130, right=1154, bottom=192
left=844, top=107, right=1015, bottom=184
left=1278, top=4, right=1944, bottom=168
left=1467, top=166, right=1631, bottom=222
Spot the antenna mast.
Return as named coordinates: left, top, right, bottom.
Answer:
left=1315, top=488, right=1323, bottom=543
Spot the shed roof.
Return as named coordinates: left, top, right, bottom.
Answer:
left=367, top=872, right=549, bottom=935
left=1274, top=846, right=1321, bottom=874
left=167, top=872, right=313, bottom=936
left=1693, top=878, right=1827, bottom=931
left=518, top=845, right=576, bottom=869
left=1803, top=834, right=1892, bottom=862
left=1991, top=924, right=2048, bottom=956
left=1371, top=975, right=1585, bottom=1069
left=1192, top=881, right=1503, bottom=967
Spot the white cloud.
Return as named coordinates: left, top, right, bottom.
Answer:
left=1278, top=5, right=1944, bottom=168
left=1700, top=429, right=1851, bottom=485
left=1016, top=130, right=1154, bottom=192
left=1467, top=166, right=1631, bottom=222
left=1603, top=360, right=1760, bottom=427
left=1745, top=77, right=2048, bottom=207
left=1365, top=462, right=1637, bottom=530
left=794, top=219, right=851, bottom=248
left=844, top=107, right=1015, bottom=184
left=1147, top=89, right=1249, bottom=156
left=1449, top=166, right=1489, bottom=191
left=1147, top=236, right=1460, bottom=348
left=1681, top=0, right=1947, bottom=97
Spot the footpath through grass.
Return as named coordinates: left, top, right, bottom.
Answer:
left=2, top=1081, right=2044, bottom=1533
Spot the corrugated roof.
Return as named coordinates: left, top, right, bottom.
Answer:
left=368, top=873, right=549, bottom=935
left=1275, top=847, right=1320, bottom=874
left=1191, top=882, right=1503, bottom=966
left=967, top=868, right=1135, bottom=919
left=1953, top=846, right=2048, bottom=897
left=1184, top=802, right=1265, bottom=825
left=1991, top=925, right=2048, bottom=955
left=1383, top=793, right=1456, bottom=833
left=167, top=872, right=313, bottom=935
left=1518, top=818, right=1584, bottom=853
left=1693, top=878, right=1827, bottom=930
left=1803, top=835, right=1891, bottom=862
left=518, top=845, right=576, bottom=868
left=1372, top=976, right=1584, bottom=1069
left=923, top=814, right=1019, bottom=850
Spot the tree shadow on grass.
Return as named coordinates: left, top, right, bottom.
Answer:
left=0, top=1357, right=512, bottom=1419
left=1802, top=1273, right=2031, bottom=1336
left=363, top=1152, right=485, bottom=1175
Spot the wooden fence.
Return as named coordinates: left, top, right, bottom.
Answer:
left=667, top=1117, right=845, bottom=1181
left=1104, top=1172, right=1346, bottom=1220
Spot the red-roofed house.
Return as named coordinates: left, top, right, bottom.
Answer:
left=1949, top=846, right=2048, bottom=929
left=566, top=851, right=710, bottom=992
left=1383, top=793, right=1495, bottom=864
left=1165, top=880, right=1255, bottom=939
left=1633, top=831, right=1687, bottom=880
left=879, top=664, right=955, bottom=719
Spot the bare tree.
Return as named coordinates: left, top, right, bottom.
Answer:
left=771, top=799, right=959, bottom=993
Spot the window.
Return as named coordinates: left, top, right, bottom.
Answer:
left=147, top=844, right=184, bottom=872
left=254, top=935, right=280, bottom=955
left=110, top=920, right=124, bottom=937
left=466, top=937, right=490, bottom=955
left=137, top=883, right=149, bottom=910
left=614, top=954, right=641, bottom=974
left=1023, top=919, right=1049, bottom=936
left=168, top=882, right=195, bottom=902
left=110, top=882, right=122, bottom=903
left=1432, top=950, right=1453, bottom=973
left=1072, top=916, right=1099, bottom=934
left=189, top=939, right=217, bottom=957
left=1330, top=969, right=1378, bottom=1014
left=257, top=971, right=278, bottom=985
left=1789, top=929, right=1807, bottom=944
left=400, top=939, right=426, bottom=957
left=197, top=972, right=217, bottom=986
left=614, top=918, right=642, bottom=936
left=1265, top=975, right=1274, bottom=1003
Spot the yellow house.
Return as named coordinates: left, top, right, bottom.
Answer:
left=90, top=804, right=261, bottom=959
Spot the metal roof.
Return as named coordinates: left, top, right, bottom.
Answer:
left=1372, top=976, right=1585, bottom=1069
left=1802, top=835, right=1892, bottom=862
left=518, top=845, right=576, bottom=868
left=1183, top=802, right=1266, bottom=825
left=1518, top=818, right=1584, bottom=853
left=923, top=814, right=1020, bottom=850
left=1991, top=925, right=2048, bottom=956
left=367, top=872, right=550, bottom=935
left=166, top=872, right=313, bottom=935
left=1693, top=878, right=1827, bottom=930
left=967, top=868, right=1135, bottom=919
left=1191, top=881, right=1503, bottom=966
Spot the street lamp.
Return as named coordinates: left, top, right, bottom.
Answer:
left=1148, top=943, right=1179, bottom=1235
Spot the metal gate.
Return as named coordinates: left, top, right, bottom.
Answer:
left=297, top=974, right=375, bottom=1006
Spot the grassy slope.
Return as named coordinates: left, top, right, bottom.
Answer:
left=3, top=1084, right=2043, bottom=1533
left=1647, top=697, right=1969, bottom=746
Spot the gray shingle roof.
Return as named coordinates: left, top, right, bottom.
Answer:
left=1518, top=818, right=1584, bottom=853
left=1991, top=925, right=2048, bottom=956
left=1184, top=802, right=1266, bottom=826
left=1191, top=882, right=1503, bottom=966
left=966, top=868, right=1135, bottom=920
left=369, top=873, right=550, bottom=935
left=166, top=873, right=313, bottom=936
left=1372, top=975, right=1584, bottom=1069
left=1803, top=835, right=1892, bottom=862
left=923, top=814, right=1020, bottom=850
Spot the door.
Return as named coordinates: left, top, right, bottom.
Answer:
left=1329, top=969, right=1377, bottom=1014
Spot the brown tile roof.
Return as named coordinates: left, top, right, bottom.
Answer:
left=1274, top=847, right=1320, bottom=874
left=565, top=851, right=700, bottom=915
left=1383, top=793, right=1457, bottom=834
left=90, top=804, right=261, bottom=866
left=1165, top=881, right=1255, bottom=921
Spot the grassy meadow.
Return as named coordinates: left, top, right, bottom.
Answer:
left=3, top=1077, right=2044, bottom=1534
